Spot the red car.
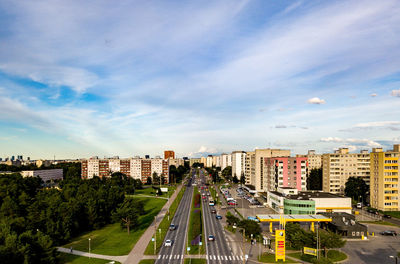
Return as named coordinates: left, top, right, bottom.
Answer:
left=228, top=201, right=237, bottom=206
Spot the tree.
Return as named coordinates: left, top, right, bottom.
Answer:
left=240, top=172, right=246, bottom=185
left=319, top=231, right=346, bottom=257
left=232, top=175, right=239, bottom=184
left=152, top=172, right=160, bottom=185
left=307, top=168, right=322, bottom=190
left=146, top=177, right=152, bottom=185
left=344, top=177, right=368, bottom=202
left=221, top=166, right=232, bottom=180
left=238, top=220, right=261, bottom=238
left=112, top=199, right=144, bottom=234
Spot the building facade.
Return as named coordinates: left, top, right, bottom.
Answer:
left=221, top=153, right=232, bottom=171
left=322, top=148, right=370, bottom=195
left=370, top=145, right=400, bottom=211
left=264, top=156, right=307, bottom=192
left=231, top=151, right=246, bottom=179
left=81, top=157, right=169, bottom=183
left=164, top=150, right=175, bottom=160
left=21, top=169, right=63, bottom=182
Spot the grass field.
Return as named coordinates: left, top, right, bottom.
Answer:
left=288, top=249, right=347, bottom=263
left=187, top=186, right=205, bottom=254
left=138, top=260, right=155, bottom=264
left=258, top=252, right=296, bottom=263
left=360, top=220, right=399, bottom=227
left=58, top=253, right=121, bottom=264
left=145, top=186, right=186, bottom=255
left=63, top=197, right=166, bottom=256
left=384, top=211, right=400, bottom=219
left=184, top=259, right=206, bottom=264
left=133, top=186, right=176, bottom=198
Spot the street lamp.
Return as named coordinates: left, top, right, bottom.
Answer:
left=390, top=256, right=399, bottom=264
left=88, top=238, right=91, bottom=260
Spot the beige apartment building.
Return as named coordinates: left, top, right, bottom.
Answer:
left=322, top=148, right=370, bottom=194
left=243, top=148, right=291, bottom=192
left=370, top=145, right=400, bottom=211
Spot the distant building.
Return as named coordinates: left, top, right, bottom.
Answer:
left=168, top=158, right=184, bottom=168
left=206, top=155, right=213, bottom=168
left=189, top=158, right=201, bottom=167
left=220, top=153, right=232, bottom=171
left=36, top=160, right=52, bottom=168
left=164, top=150, right=175, bottom=160
left=322, top=148, right=370, bottom=195
left=370, top=145, right=400, bottom=211
left=231, top=151, right=246, bottom=179
left=81, top=157, right=169, bottom=183
left=21, top=169, right=63, bottom=182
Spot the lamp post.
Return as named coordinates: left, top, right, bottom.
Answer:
left=88, top=238, right=91, bottom=261
left=390, top=256, right=399, bottom=264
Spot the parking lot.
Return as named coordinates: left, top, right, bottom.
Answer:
left=342, top=223, right=400, bottom=264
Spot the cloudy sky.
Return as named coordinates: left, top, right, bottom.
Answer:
left=0, top=0, right=400, bottom=159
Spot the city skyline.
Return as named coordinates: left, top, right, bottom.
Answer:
left=1, top=0, right=400, bottom=159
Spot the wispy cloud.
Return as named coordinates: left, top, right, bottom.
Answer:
left=391, top=90, right=400, bottom=97
left=307, top=97, right=326, bottom=104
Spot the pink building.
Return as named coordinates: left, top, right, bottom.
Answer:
left=264, top=157, right=308, bottom=191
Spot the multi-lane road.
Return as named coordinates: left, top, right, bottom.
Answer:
left=156, top=171, right=194, bottom=264
left=156, top=168, right=244, bottom=263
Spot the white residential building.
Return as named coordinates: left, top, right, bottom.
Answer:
left=232, top=151, right=246, bottom=178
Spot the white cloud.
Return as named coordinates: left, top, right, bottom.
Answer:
left=307, top=97, right=326, bottom=104
left=370, top=93, right=377, bottom=97
left=391, top=90, right=400, bottom=97
left=320, top=137, right=381, bottom=148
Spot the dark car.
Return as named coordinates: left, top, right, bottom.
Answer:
left=216, top=215, right=222, bottom=220
left=383, top=214, right=392, bottom=219
left=380, top=230, right=397, bottom=236
left=211, top=209, right=216, bottom=214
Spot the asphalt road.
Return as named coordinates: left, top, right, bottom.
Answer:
left=156, top=172, right=194, bottom=264
left=200, top=170, right=244, bottom=263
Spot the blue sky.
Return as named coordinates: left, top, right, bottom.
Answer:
left=0, top=0, right=400, bottom=159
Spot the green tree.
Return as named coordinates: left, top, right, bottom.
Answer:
left=344, top=177, right=368, bottom=202
left=221, top=166, right=232, bottom=180
left=146, top=177, right=152, bottom=185
left=232, top=175, right=239, bottom=184
left=238, top=219, right=261, bottom=238
left=112, top=199, right=144, bottom=234
left=307, top=168, right=322, bottom=190
left=240, top=172, right=246, bottom=185
left=152, top=172, right=160, bottom=186
left=319, top=231, right=346, bottom=257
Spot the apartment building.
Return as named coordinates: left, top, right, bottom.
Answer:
left=164, top=150, right=175, bottom=159
left=200, top=157, right=207, bottom=166
left=243, top=148, right=291, bottom=192
left=232, top=151, right=246, bottom=178
left=206, top=155, right=213, bottom=168
left=168, top=158, right=184, bottom=168
left=212, top=155, right=221, bottom=167
left=307, top=150, right=322, bottom=172
left=189, top=158, right=201, bottom=167
left=370, top=145, right=400, bottom=211
left=221, top=153, right=232, bottom=171
left=322, top=148, right=370, bottom=195
left=264, top=156, right=308, bottom=191
left=21, top=169, right=63, bottom=182
left=81, top=156, right=169, bottom=183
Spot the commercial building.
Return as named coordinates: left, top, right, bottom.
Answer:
left=81, top=157, right=169, bottom=183
left=264, top=156, right=307, bottom=192
left=220, top=153, right=232, bottom=170
left=370, top=145, right=400, bottom=211
left=164, top=150, right=175, bottom=160
left=322, top=212, right=367, bottom=238
left=322, top=148, right=370, bottom=195
left=267, top=187, right=352, bottom=215
left=21, top=169, right=63, bottom=182
left=232, top=151, right=246, bottom=178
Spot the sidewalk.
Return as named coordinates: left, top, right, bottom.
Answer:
left=57, top=247, right=128, bottom=263
left=124, top=184, right=183, bottom=264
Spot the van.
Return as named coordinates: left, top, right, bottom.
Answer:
left=356, top=202, right=362, bottom=209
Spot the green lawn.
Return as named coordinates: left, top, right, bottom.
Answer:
left=187, top=187, right=205, bottom=254
left=63, top=197, right=166, bottom=256
left=138, top=260, right=155, bottom=264
left=133, top=186, right=176, bottom=198
left=327, top=250, right=347, bottom=262
left=184, top=259, right=206, bottom=264
left=58, top=253, right=120, bottom=264
left=384, top=211, right=400, bottom=219
left=145, top=186, right=186, bottom=255
left=288, top=250, right=346, bottom=263
left=258, top=252, right=297, bottom=263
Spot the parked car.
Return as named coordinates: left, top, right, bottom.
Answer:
left=169, top=224, right=176, bottom=231
left=165, top=239, right=173, bottom=246
left=208, top=235, right=215, bottom=241
left=216, top=215, right=222, bottom=220
left=211, top=209, right=216, bottom=214
left=383, top=214, right=392, bottom=219
left=380, top=230, right=397, bottom=236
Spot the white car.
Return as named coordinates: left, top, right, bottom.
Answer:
left=165, top=239, right=173, bottom=247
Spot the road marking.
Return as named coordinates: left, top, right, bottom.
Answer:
left=224, top=256, right=227, bottom=260
left=213, top=255, right=216, bottom=260
left=158, top=255, right=161, bottom=259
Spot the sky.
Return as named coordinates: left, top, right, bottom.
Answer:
left=0, top=0, right=400, bottom=159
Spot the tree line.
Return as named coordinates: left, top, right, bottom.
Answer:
left=0, top=164, right=144, bottom=264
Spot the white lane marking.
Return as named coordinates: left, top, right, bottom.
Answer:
left=240, top=256, right=243, bottom=260
left=169, top=255, right=172, bottom=260
left=224, top=256, right=227, bottom=260
left=217, top=255, right=221, bottom=260
left=213, top=255, right=216, bottom=260
left=157, top=255, right=161, bottom=259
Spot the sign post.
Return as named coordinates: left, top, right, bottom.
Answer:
left=275, top=229, right=285, bottom=262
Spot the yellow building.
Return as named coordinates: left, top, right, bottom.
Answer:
left=370, top=145, right=400, bottom=211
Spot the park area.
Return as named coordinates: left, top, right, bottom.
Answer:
left=63, top=197, right=167, bottom=256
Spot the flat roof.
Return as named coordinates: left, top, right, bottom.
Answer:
left=256, top=214, right=332, bottom=222
left=269, top=191, right=347, bottom=200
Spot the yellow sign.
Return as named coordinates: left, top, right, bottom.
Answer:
left=275, top=229, right=285, bottom=262
left=304, top=247, right=317, bottom=256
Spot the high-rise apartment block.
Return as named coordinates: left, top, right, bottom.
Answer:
left=244, top=148, right=291, bottom=192
left=322, top=148, right=370, bottom=194
left=264, top=156, right=307, bottom=191
left=221, top=153, right=232, bottom=170
left=306, top=150, right=322, bottom=172
left=370, top=145, right=400, bottom=211
left=81, top=156, right=169, bottom=183
left=164, top=150, right=175, bottom=159
left=206, top=155, right=213, bottom=168
left=231, top=151, right=246, bottom=178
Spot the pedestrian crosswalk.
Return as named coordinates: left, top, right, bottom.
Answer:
left=157, top=254, right=243, bottom=261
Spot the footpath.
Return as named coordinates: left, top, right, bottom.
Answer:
left=57, top=184, right=183, bottom=264
left=124, top=184, right=183, bottom=264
